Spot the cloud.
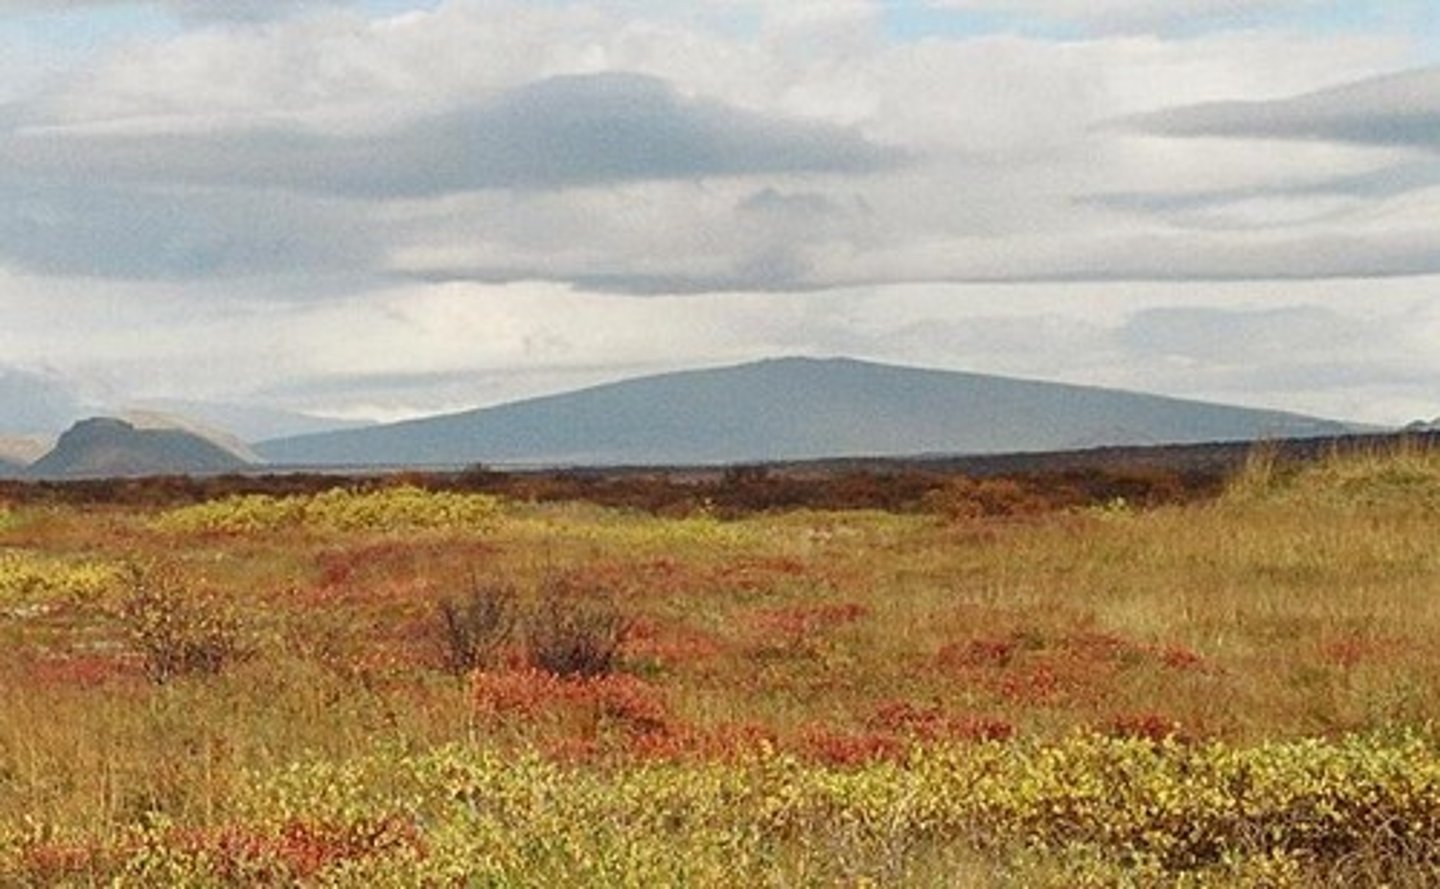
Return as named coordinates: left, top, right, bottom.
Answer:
left=387, top=180, right=886, bottom=294
left=927, top=1, right=1346, bottom=35
left=0, top=0, right=353, bottom=22
left=1083, top=160, right=1440, bottom=220
left=2, top=0, right=1416, bottom=291
left=2, top=0, right=1438, bottom=438
left=0, top=182, right=382, bottom=279
left=1110, top=303, right=1440, bottom=421
left=1121, top=65, right=1440, bottom=149
left=957, top=225, right=1440, bottom=282
left=1119, top=305, right=1359, bottom=359
left=2, top=72, right=901, bottom=198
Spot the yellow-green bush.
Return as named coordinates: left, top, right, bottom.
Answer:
left=151, top=486, right=505, bottom=535
left=232, top=732, right=1440, bottom=884
left=499, top=504, right=760, bottom=550
left=0, top=550, right=119, bottom=605
left=11, top=733, right=1440, bottom=886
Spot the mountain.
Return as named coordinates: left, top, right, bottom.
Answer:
left=0, top=435, right=52, bottom=467
left=26, top=417, right=254, bottom=479
left=119, top=410, right=262, bottom=464
left=257, top=357, right=1357, bottom=468
left=127, top=399, right=374, bottom=443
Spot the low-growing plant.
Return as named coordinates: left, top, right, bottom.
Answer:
left=151, top=485, right=505, bottom=535
left=0, top=551, right=119, bottom=607
left=433, top=579, right=517, bottom=676
left=525, top=575, right=631, bottom=678
left=115, top=562, right=253, bottom=684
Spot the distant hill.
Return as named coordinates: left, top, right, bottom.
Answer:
left=127, top=399, right=375, bottom=443
left=258, top=357, right=1358, bottom=468
left=119, top=410, right=262, bottom=464
left=0, top=435, right=52, bottom=467
left=26, top=417, right=254, bottom=479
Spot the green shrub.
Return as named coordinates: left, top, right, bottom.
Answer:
left=152, top=486, right=505, bottom=535
left=0, top=551, right=119, bottom=607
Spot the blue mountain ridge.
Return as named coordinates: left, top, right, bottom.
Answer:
left=256, top=357, right=1356, bottom=468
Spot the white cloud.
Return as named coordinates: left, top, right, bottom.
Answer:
left=926, top=0, right=1350, bottom=34
left=0, top=1, right=355, bottom=22
left=0, top=0, right=1436, bottom=427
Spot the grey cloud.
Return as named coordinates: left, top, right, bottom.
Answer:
left=1121, top=66, right=1440, bottom=150
left=1083, top=161, right=1440, bottom=217
left=0, top=183, right=382, bottom=279
left=1042, top=236, right=1440, bottom=283
left=415, top=223, right=1440, bottom=295
left=399, top=183, right=883, bottom=295
left=3, top=73, right=902, bottom=198
left=410, top=267, right=828, bottom=297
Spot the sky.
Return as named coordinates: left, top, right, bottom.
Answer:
left=0, top=0, right=1437, bottom=436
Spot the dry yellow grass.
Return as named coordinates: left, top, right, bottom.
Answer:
left=1, top=444, right=1439, bottom=883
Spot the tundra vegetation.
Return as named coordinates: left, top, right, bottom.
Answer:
left=2, top=444, right=1440, bottom=885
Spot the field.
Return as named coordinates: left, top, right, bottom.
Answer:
left=3, top=443, right=1440, bottom=885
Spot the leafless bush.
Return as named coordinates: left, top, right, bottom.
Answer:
left=525, top=575, right=630, bottom=678
left=433, top=579, right=517, bottom=676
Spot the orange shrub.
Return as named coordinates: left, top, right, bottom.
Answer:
left=866, top=700, right=1014, bottom=743
left=172, top=818, right=423, bottom=883
left=471, top=669, right=670, bottom=739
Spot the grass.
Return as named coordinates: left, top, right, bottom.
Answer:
left=1, top=445, right=1440, bottom=884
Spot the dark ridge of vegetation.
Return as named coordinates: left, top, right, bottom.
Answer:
left=0, top=465, right=1216, bottom=516
left=1, top=431, right=1434, bottom=516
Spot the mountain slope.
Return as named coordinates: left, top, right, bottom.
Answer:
left=257, top=357, right=1355, bottom=468
left=27, top=417, right=253, bottom=479
left=128, top=399, right=375, bottom=443
left=120, top=410, right=262, bottom=464
left=0, top=435, right=51, bottom=467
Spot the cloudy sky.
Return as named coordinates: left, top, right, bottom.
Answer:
left=1, top=0, right=1437, bottom=436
